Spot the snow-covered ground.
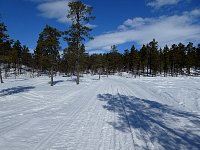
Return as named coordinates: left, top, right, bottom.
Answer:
left=0, top=75, right=200, bottom=150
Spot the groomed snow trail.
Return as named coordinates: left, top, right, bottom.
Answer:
left=0, top=76, right=200, bottom=150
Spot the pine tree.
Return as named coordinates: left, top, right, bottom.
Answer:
left=21, top=45, right=29, bottom=67
left=63, top=46, right=76, bottom=75
left=163, top=45, right=170, bottom=76
left=148, top=39, right=158, bottom=76
left=79, top=44, right=87, bottom=73
left=12, top=40, right=22, bottom=76
left=89, top=54, right=103, bottom=78
left=196, top=44, right=200, bottom=70
left=158, top=48, right=163, bottom=75
left=35, top=25, right=61, bottom=86
left=169, top=44, right=176, bottom=76
left=3, top=40, right=12, bottom=78
left=123, top=49, right=130, bottom=72
left=103, top=53, right=110, bottom=77
left=109, top=45, right=122, bottom=73
left=130, top=45, right=140, bottom=77
left=140, top=45, right=148, bottom=75
left=186, top=42, right=195, bottom=75
left=64, top=1, right=95, bottom=84
left=0, top=19, right=10, bottom=83
left=177, top=43, right=186, bottom=75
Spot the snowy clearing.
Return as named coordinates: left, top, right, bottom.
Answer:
left=0, top=75, right=200, bottom=150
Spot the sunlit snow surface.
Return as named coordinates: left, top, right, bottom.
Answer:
left=0, top=75, right=200, bottom=150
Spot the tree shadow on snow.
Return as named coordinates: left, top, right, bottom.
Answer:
left=97, top=94, right=200, bottom=150
left=66, top=78, right=77, bottom=82
left=0, top=86, right=35, bottom=96
left=48, top=80, right=64, bottom=85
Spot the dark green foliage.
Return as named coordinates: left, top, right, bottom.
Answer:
left=35, top=25, right=61, bottom=71
left=0, top=19, right=9, bottom=63
left=21, top=45, right=32, bottom=68
left=84, top=40, right=200, bottom=77
left=34, top=25, right=61, bottom=86
left=123, top=49, right=130, bottom=72
left=148, top=39, right=159, bottom=76
left=0, top=19, right=10, bottom=83
left=1, top=14, right=200, bottom=80
left=64, top=1, right=95, bottom=84
left=108, top=45, right=122, bottom=73
left=0, top=20, right=9, bottom=43
left=196, top=44, right=200, bottom=69
left=11, top=40, right=22, bottom=72
left=140, top=45, right=148, bottom=75
left=0, top=18, right=34, bottom=80
left=163, top=45, right=170, bottom=76
left=130, top=45, right=140, bottom=76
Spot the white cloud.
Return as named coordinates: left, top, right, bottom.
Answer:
left=85, top=23, right=98, bottom=29
left=37, top=0, right=71, bottom=23
left=118, top=17, right=154, bottom=31
left=86, top=9, right=200, bottom=51
left=187, top=9, right=200, bottom=17
left=88, top=50, right=107, bottom=55
left=27, top=0, right=97, bottom=26
left=147, top=0, right=182, bottom=9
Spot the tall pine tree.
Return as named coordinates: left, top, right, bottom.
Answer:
left=64, top=1, right=95, bottom=84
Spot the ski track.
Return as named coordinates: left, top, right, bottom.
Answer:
left=114, top=77, right=200, bottom=150
left=34, top=82, right=104, bottom=150
left=118, top=84, right=158, bottom=150
left=0, top=75, right=200, bottom=150
left=0, top=83, right=93, bottom=137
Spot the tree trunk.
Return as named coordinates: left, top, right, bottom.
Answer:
left=142, top=65, right=144, bottom=76
left=0, top=67, right=3, bottom=83
left=15, top=71, right=17, bottom=79
left=51, top=67, right=54, bottom=86
left=187, top=67, right=190, bottom=76
left=4, top=64, right=8, bottom=79
left=149, top=52, right=152, bottom=76
left=76, top=62, right=80, bottom=85
left=76, top=42, right=80, bottom=85
left=99, top=71, right=101, bottom=80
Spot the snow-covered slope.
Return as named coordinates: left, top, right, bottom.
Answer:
left=0, top=75, right=200, bottom=150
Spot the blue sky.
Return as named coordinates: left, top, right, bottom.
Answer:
left=0, top=0, right=200, bottom=54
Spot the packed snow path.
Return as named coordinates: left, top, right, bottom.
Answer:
left=0, top=75, right=200, bottom=150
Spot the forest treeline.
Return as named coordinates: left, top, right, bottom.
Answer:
left=1, top=1, right=200, bottom=85
left=1, top=21, right=200, bottom=81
